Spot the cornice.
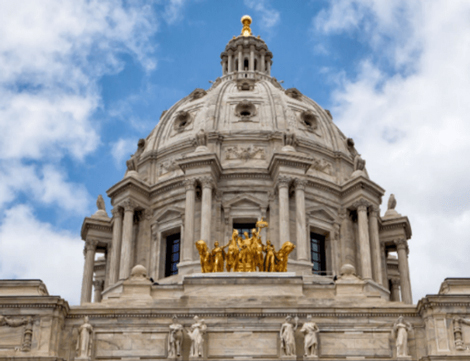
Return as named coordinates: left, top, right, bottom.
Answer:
left=107, top=176, right=151, bottom=201
left=80, top=217, right=112, bottom=240
left=341, top=175, right=385, bottom=200
left=380, top=216, right=412, bottom=239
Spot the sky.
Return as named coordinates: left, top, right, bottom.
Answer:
left=0, top=0, right=469, bottom=305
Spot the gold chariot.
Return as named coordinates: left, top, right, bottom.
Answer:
left=195, top=218, right=295, bottom=273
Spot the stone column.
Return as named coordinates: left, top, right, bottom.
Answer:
left=381, top=243, right=389, bottom=286
left=260, top=208, right=268, bottom=242
left=119, top=200, right=136, bottom=280
left=228, top=50, right=233, bottom=73
left=278, top=176, right=290, bottom=245
left=390, top=278, right=401, bottom=302
left=237, top=45, right=243, bottom=72
left=149, top=223, right=159, bottom=279
left=331, top=222, right=341, bottom=276
left=369, top=206, right=383, bottom=285
left=354, top=199, right=372, bottom=280
left=395, top=238, right=413, bottom=304
left=224, top=207, right=232, bottom=241
left=266, top=56, right=271, bottom=75
left=339, top=208, right=355, bottom=268
left=200, top=176, right=213, bottom=244
left=80, top=239, right=97, bottom=305
left=260, top=49, right=265, bottom=73
left=93, top=280, right=104, bottom=303
left=294, top=178, right=308, bottom=261
left=108, top=207, right=123, bottom=285
left=249, top=45, right=255, bottom=71
left=182, top=178, right=196, bottom=262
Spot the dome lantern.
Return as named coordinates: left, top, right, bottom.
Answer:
left=220, top=15, right=273, bottom=77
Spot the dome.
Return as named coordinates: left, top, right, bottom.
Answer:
left=132, top=27, right=358, bottom=186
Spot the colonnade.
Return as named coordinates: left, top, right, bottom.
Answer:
left=221, top=47, right=272, bottom=75
left=80, top=181, right=413, bottom=305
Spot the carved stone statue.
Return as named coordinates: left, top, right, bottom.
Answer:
left=354, top=154, right=366, bottom=171
left=96, top=195, right=106, bottom=211
left=280, top=315, right=298, bottom=356
left=195, top=129, right=208, bottom=151
left=301, top=315, right=319, bottom=358
left=393, top=316, right=412, bottom=358
left=76, top=316, right=93, bottom=359
left=185, top=316, right=206, bottom=358
left=283, top=128, right=298, bottom=151
left=126, top=138, right=145, bottom=171
left=384, top=194, right=402, bottom=219
left=388, top=194, right=397, bottom=210
left=167, top=315, right=183, bottom=358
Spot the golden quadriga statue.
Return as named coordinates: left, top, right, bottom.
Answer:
left=195, top=218, right=295, bottom=273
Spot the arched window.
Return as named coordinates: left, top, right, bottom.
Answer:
left=165, top=233, right=180, bottom=277
left=310, top=232, right=326, bottom=275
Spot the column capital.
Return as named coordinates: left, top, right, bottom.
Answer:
left=111, top=207, right=122, bottom=218
left=121, top=199, right=137, bottom=213
left=394, top=238, right=408, bottom=251
left=151, top=222, right=159, bottom=237
left=199, top=176, right=214, bottom=189
left=227, top=49, right=233, bottom=55
left=277, top=175, right=291, bottom=189
left=352, top=198, right=370, bottom=212
left=391, top=278, right=401, bottom=286
left=93, top=279, right=104, bottom=291
left=294, top=178, right=308, bottom=191
left=143, top=209, right=153, bottom=221
left=183, top=178, right=197, bottom=191
left=260, top=49, right=266, bottom=55
left=338, top=207, right=348, bottom=220
left=369, top=205, right=380, bottom=218
left=85, top=239, right=98, bottom=252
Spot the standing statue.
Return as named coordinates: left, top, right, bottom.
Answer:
left=300, top=315, right=319, bottom=358
left=280, top=315, right=298, bottom=356
left=96, top=195, right=106, bottom=211
left=167, top=315, right=183, bottom=358
left=211, top=241, right=225, bottom=273
left=223, top=230, right=240, bottom=272
left=185, top=316, right=206, bottom=358
left=251, top=228, right=264, bottom=271
left=388, top=194, right=397, bottom=210
left=195, top=240, right=212, bottom=273
left=393, top=316, right=413, bottom=357
left=76, top=316, right=93, bottom=359
left=263, top=240, right=276, bottom=272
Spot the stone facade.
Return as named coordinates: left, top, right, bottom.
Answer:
left=1, top=17, right=470, bottom=361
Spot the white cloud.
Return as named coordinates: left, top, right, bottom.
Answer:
left=0, top=205, right=84, bottom=304
left=111, top=138, right=138, bottom=169
left=164, top=0, right=188, bottom=25
left=244, top=0, right=280, bottom=33
left=314, top=0, right=470, bottom=300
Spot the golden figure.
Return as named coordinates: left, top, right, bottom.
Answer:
left=263, top=240, right=276, bottom=272
left=195, top=217, right=296, bottom=273
left=195, top=240, right=212, bottom=273
left=241, top=15, right=252, bottom=37
left=275, top=241, right=296, bottom=272
left=251, top=228, right=264, bottom=271
left=211, top=241, right=225, bottom=272
left=223, top=230, right=239, bottom=272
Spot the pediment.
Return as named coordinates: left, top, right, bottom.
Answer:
left=306, top=206, right=337, bottom=223
left=155, top=207, right=185, bottom=223
left=224, top=194, right=267, bottom=210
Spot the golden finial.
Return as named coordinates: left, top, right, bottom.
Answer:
left=241, top=15, right=252, bottom=37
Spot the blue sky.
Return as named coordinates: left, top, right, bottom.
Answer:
left=1, top=0, right=470, bottom=305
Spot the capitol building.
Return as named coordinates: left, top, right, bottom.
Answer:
left=1, top=16, right=469, bottom=361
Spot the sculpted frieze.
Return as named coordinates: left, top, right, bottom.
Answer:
left=160, top=158, right=179, bottom=175
left=224, top=145, right=266, bottom=161
left=311, top=157, right=332, bottom=175
left=0, top=315, right=33, bottom=352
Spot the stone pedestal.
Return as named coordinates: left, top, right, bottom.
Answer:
left=280, top=355, right=297, bottom=361
left=303, top=356, right=318, bottom=360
